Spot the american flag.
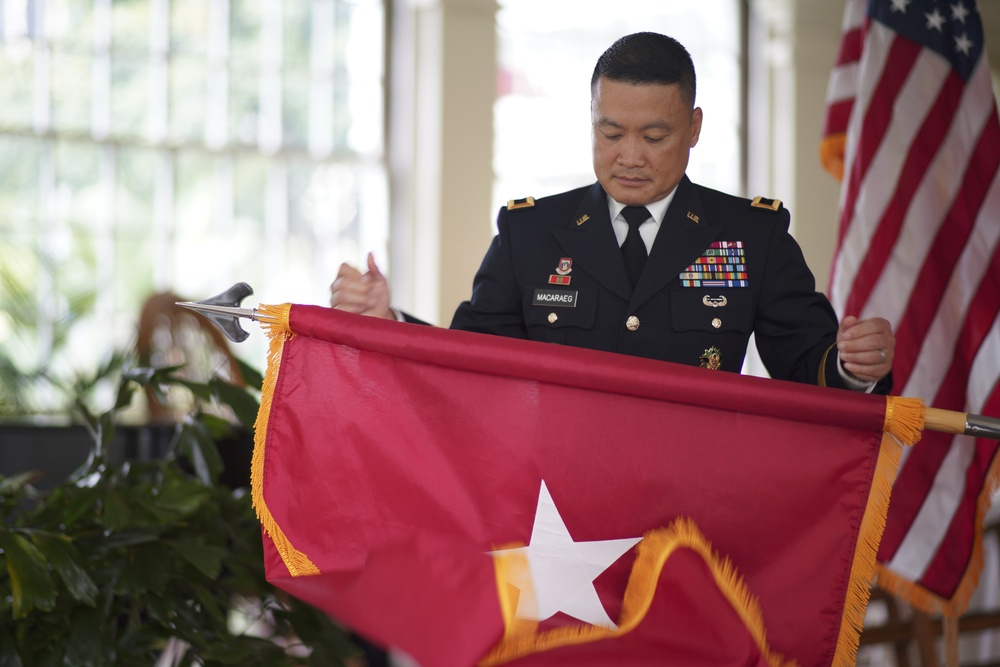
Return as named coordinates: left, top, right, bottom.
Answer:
left=822, top=0, right=1000, bottom=614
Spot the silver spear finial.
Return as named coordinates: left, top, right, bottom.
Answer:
left=175, top=282, right=273, bottom=343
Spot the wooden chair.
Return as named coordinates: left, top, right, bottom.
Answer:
left=136, top=291, right=245, bottom=422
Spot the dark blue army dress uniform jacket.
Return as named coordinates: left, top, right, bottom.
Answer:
left=449, top=176, right=890, bottom=393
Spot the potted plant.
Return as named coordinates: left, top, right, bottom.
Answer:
left=0, top=360, right=363, bottom=666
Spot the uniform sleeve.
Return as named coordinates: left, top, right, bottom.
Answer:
left=449, top=210, right=529, bottom=339
left=751, top=210, right=849, bottom=388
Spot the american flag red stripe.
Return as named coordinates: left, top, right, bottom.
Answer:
left=823, top=0, right=1000, bottom=613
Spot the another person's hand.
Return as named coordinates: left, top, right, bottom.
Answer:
left=329, top=253, right=394, bottom=320
left=836, top=315, right=894, bottom=383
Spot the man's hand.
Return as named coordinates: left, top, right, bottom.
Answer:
left=836, top=315, right=894, bottom=383
left=329, top=253, right=394, bottom=320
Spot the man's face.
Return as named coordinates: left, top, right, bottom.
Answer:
left=591, top=77, right=702, bottom=206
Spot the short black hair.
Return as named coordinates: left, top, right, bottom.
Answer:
left=591, top=32, right=697, bottom=107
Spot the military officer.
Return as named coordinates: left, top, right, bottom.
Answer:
left=330, top=32, right=895, bottom=392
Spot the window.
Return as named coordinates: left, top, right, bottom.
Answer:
left=0, top=0, right=387, bottom=413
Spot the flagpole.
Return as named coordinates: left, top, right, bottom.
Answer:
left=924, top=408, right=1000, bottom=441
left=175, top=284, right=1000, bottom=442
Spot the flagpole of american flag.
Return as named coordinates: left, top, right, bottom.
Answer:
left=822, top=0, right=1000, bottom=614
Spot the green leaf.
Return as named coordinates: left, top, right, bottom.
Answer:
left=199, top=635, right=290, bottom=664
left=164, top=540, right=226, bottom=581
left=0, top=624, right=24, bottom=667
left=122, top=366, right=157, bottom=385
left=88, top=528, right=161, bottom=553
left=172, top=378, right=214, bottom=402
left=234, top=358, right=264, bottom=392
left=102, top=487, right=132, bottom=531
left=151, top=479, right=211, bottom=517
left=64, top=607, right=111, bottom=667
left=113, top=379, right=136, bottom=411
left=209, top=378, right=260, bottom=429
left=98, top=411, right=116, bottom=451
left=123, top=364, right=183, bottom=387
left=116, top=543, right=171, bottom=594
left=0, top=471, right=37, bottom=496
left=28, top=532, right=98, bottom=605
left=56, top=485, right=102, bottom=527
left=177, top=421, right=224, bottom=485
left=198, top=413, right=238, bottom=441
left=0, top=531, right=57, bottom=618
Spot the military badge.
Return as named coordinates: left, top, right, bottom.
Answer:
left=548, top=275, right=571, bottom=285
left=702, top=295, right=728, bottom=308
left=680, top=241, right=748, bottom=287
left=699, top=346, right=722, bottom=370
left=556, top=258, right=573, bottom=275
left=575, top=214, right=590, bottom=226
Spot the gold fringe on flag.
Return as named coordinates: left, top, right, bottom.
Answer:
left=820, top=133, right=847, bottom=181
left=833, top=431, right=904, bottom=667
left=250, top=303, right=319, bottom=577
left=873, top=395, right=1000, bottom=617
left=480, top=517, right=795, bottom=667
left=874, top=453, right=1000, bottom=618
left=490, top=545, right=540, bottom=645
left=883, top=396, right=925, bottom=446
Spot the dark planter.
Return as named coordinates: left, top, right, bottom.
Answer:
left=0, top=423, right=252, bottom=489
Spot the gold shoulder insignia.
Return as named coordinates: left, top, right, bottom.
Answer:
left=751, top=196, right=782, bottom=212
left=507, top=196, right=536, bottom=210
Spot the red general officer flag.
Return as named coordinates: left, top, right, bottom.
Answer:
left=250, top=304, right=918, bottom=667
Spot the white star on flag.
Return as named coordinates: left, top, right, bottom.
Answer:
left=492, top=481, right=642, bottom=628
left=890, top=0, right=910, bottom=14
left=925, top=8, right=946, bottom=31
left=950, top=1, right=970, bottom=23
left=954, top=32, right=973, bottom=55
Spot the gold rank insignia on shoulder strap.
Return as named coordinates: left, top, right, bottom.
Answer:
left=507, top=196, right=536, bottom=210
left=750, top=196, right=782, bottom=211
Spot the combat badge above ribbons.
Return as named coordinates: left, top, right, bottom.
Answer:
left=549, top=257, right=573, bottom=285
left=700, top=346, right=722, bottom=370
left=680, top=241, right=748, bottom=287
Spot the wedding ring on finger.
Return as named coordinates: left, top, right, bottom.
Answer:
left=878, top=348, right=886, bottom=363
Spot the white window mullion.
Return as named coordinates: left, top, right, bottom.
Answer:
left=36, top=140, right=56, bottom=359
left=205, top=0, right=230, bottom=149
left=32, top=0, right=50, bottom=133
left=259, top=0, right=282, bottom=154
left=91, top=0, right=110, bottom=140
left=153, top=150, right=174, bottom=289
left=213, top=155, right=235, bottom=282
left=309, top=0, right=333, bottom=158
left=148, top=0, right=169, bottom=143
left=97, top=144, right=116, bottom=329
left=264, top=160, right=288, bottom=286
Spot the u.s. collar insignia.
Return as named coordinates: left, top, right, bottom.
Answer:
left=699, top=346, right=722, bottom=370
left=575, top=214, right=590, bottom=226
left=687, top=211, right=700, bottom=223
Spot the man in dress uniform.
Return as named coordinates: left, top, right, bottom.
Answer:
left=330, top=32, right=895, bottom=392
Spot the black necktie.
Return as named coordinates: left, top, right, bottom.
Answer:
left=620, top=206, right=650, bottom=289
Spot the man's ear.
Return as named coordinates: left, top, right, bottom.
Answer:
left=690, top=107, right=703, bottom=148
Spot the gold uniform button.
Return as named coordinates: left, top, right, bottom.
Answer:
left=626, top=316, right=640, bottom=331
left=712, top=318, right=722, bottom=329
left=548, top=312, right=558, bottom=324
